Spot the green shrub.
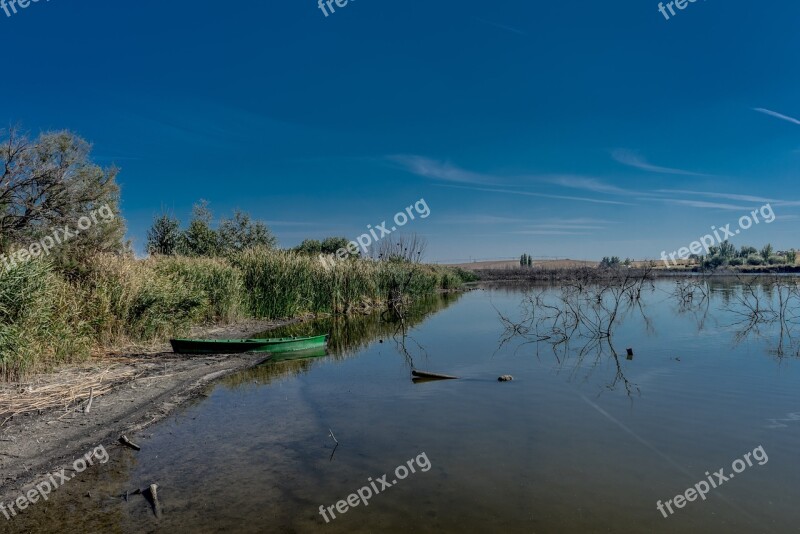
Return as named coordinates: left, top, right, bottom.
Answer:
left=746, top=254, right=764, bottom=266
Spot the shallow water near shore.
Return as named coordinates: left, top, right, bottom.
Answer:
left=6, top=281, right=800, bottom=533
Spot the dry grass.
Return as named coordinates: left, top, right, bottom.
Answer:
left=0, top=363, right=141, bottom=426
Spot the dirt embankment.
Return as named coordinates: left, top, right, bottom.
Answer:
left=0, top=318, right=303, bottom=504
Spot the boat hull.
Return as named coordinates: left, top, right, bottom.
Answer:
left=170, top=335, right=328, bottom=355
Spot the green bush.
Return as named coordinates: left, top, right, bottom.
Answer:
left=746, top=254, right=764, bottom=266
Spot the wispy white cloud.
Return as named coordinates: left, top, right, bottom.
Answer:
left=529, top=224, right=600, bottom=230
left=391, top=156, right=635, bottom=201
left=654, top=189, right=800, bottom=208
left=655, top=199, right=754, bottom=211
left=441, top=214, right=535, bottom=225
left=473, top=17, right=526, bottom=35
left=441, top=184, right=632, bottom=206
left=547, top=175, right=636, bottom=196
left=388, top=155, right=500, bottom=185
left=655, top=189, right=775, bottom=203
left=613, top=149, right=708, bottom=176
left=753, top=107, right=800, bottom=126
left=511, top=230, right=590, bottom=235
left=442, top=215, right=616, bottom=227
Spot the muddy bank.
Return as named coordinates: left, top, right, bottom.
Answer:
left=0, top=317, right=303, bottom=504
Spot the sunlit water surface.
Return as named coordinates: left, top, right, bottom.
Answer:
left=7, top=282, right=800, bottom=533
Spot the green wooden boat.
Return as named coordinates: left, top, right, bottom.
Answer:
left=170, top=334, right=329, bottom=354
left=267, top=346, right=328, bottom=363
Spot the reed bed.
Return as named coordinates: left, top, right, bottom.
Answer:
left=0, top=249, right=469, bottom=381
left=232, top=248, right=465, bottom=317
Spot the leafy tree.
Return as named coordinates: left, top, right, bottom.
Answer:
left=527, top=255, right=533, bottom=267
left=177, top=201, right=220, bottom=257
left=147, top=213, right=181, bottom=256
left=739, top=246, right=757, bottom=258
left=787, top=249, right=797, bottom=265
left=703, top=255, right=726, bottom=269
left=718, top=240, right=736, bottom=259
left=0, top=127, right=125, bottom=257
left=520, top=254, right=527, bottom=267
left=218, top=210, right=277, bottom=252
left=321, top=237, right=350, bottom=255
left=295, top=239, right=323, bottom=255
left=760, top=243, right=774, bottom=262
left=600, top=256, right=621, bottom=268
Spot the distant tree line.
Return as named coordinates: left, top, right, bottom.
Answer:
left=698, top=242, right=797, bottom=268
left=600, top=257, right=632, bottom=268
left=146, top=200, right=276, bottom=256
left=520, top=254, right=533, bottom=267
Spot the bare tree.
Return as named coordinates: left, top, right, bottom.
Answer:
left=371, top=233, right=428, bottom=263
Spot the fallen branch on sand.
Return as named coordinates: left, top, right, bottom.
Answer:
left=0, top=365, right=140, bottom=425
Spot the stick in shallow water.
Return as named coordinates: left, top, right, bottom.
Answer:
left=119, top=435, right=141, bottom=451
left=411, top=369, right=459, bottom=380
left=147, top=484, right=163, bottom=518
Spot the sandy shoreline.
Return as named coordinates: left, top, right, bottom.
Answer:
left=0, top=317, right=307, bottom=504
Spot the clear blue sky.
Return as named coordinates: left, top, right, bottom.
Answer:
left=1, top=0, right=799, bottom=262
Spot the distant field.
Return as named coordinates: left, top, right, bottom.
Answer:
left=449, top=259, right=598, bottom=271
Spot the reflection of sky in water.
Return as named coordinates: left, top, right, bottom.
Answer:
left=7, top=282, right=800, bottom=533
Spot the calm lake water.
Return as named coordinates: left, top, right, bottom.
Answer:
left=8, top=280, right=800, bottom=533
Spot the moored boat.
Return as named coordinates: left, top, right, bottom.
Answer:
left=170, top=334, right=329, bottom=354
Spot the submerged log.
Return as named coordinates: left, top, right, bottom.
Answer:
left=147, top=484, right=163, bottom=518
left=411, top=369, right=459, bottom=380
left=119, top=435, right=141, bottom=451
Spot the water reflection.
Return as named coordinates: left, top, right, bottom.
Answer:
left=498, top=275, right=800, bottom=397
left=223, top=293, right=463, bottom=390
